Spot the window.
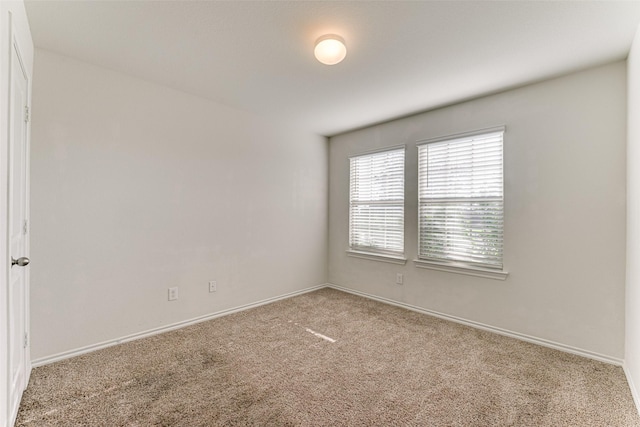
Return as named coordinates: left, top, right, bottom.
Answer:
left=349, top=147, right=405, bottom=259
left=417, top=128, right=504, bottom=271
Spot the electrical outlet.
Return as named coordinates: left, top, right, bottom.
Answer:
left=209, top=281, right=217, bottom=293
left=396, top=273, right=404, bottom=285
left=168, top=287, right=178, bottom=301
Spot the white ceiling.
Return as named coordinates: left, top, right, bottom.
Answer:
left=24, top=1, right=640, bottom=137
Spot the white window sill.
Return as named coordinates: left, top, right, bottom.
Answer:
left=346, top=250, right=407, bottom=265
left=413, top=259, right=508, bottom=280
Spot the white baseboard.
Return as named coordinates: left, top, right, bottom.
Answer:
left=326, top=283, right=624, bottom=366
left=32, top=282, right=624, bottom=369
left=624, top=363, right=640, bottom=416
left=32, top=284, right=326, bottom=368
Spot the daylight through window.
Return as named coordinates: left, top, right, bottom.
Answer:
left=349, top=147, right=405, bottom=256
left=418, top=129, right=504, bottom=269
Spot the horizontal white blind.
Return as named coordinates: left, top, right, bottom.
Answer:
left=350, top=148, right=405, bottom=254
left=418, top=131, right=503, bottom=268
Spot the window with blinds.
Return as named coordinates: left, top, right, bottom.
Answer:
left=418, top=129, right=504, bottom=269
left=349, top=147, right=405, bottom=255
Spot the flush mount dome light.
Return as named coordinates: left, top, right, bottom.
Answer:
left=314, top=35, right=347, bottom=65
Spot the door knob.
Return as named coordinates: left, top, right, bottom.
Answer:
left=11, top=257, right=30, bottom=267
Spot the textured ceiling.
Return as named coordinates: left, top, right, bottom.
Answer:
left=24, top=1, right=640, bottom=136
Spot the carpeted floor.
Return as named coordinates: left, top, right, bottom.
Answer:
left=16, top=288, right=640, bottom=426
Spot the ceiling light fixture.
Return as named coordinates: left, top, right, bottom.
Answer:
left=314, top=35, right=347, bottom=65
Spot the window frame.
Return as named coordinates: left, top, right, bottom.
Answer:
left=414, top=127, right=508, bottom=280
left=347, top=145, right=407, bottom=264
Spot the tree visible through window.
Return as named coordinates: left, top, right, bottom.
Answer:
left=349, top=147, right=405, bottom=255
left=418, top=129, right=504, bottom=269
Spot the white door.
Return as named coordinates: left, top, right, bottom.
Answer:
left=7, top=39, right=30, bottom=425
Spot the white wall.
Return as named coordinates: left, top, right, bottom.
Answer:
left=329, top=62, right=627, bottom=360
left=626, top=24, right=640, bottom=408
left=30, top=50, right=328, bottom=362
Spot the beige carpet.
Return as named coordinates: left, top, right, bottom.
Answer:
left=16, top=288, right=639, bottom=426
